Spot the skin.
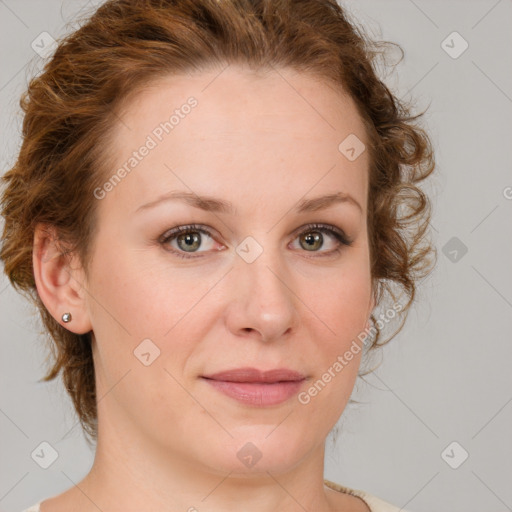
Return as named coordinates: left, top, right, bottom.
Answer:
left=33, top=65, right=375, bottom=512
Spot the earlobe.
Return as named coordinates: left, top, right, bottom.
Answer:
left=32, top=223, right=92, bottom=334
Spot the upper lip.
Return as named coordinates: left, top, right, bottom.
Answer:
left=202, top=367, right=306, bottom=383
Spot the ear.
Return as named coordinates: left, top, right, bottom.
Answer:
left=32, top=223, right=92, bottom=334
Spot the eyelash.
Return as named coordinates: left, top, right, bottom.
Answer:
left=158, top=223, right=353, bottom=260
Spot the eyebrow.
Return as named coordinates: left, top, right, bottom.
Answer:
left=136, top=190, right=363, bottom=215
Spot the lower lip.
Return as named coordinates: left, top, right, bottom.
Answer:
left=202, top=378, right=304, bottom=406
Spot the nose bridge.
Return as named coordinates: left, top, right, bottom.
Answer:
left=228, top=235, right=298, bottom=340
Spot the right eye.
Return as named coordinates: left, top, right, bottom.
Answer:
left=159, top=224, right=223, bottom=259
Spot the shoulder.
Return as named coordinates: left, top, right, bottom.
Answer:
left=23, top=484, right=405, bottom=512
left=324, top=479, right=408, bottom=512
left=20, top=503, right=41, bottom=512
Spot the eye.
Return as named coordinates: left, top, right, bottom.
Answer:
left=290, top=223, right=352, bottom=257
left=159, top=224, right=221, bottom=259
left=158, top=222, right=352, bottom=259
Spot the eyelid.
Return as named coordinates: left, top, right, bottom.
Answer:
left=290, top=222, right=352, bottom=246
left=158, top=222, right=352, bottom=259
left=158, top=223, right=216, bottom=245
left=159, top=223, right=351, bottom=244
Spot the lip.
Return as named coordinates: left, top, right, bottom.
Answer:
left=203, top=367, right=306, bottom=383
left=201, top=367, right=306, bottom=406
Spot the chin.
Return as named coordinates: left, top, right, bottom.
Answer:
left=197, top=426, right=311, bottom=476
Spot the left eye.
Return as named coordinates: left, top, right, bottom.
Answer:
left=289, top=223, right=352, bottom=256
left=159, top=223, right=351, bottom=259
left=291, top=227, right=346, bottom=253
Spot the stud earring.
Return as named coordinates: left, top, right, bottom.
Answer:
left=62, top=312, right=72, bottom=323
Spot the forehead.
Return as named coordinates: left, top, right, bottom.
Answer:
left=102, top=66, right=370, bottom=215
left=117, top=66, right=366, bottom=140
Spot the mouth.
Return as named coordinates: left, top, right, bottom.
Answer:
left=201, top=367, right=306, bottom=406
left=202, top=367, right=306, bottom=383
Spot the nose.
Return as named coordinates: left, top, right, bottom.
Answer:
left=224, top=245, right=300, bottom=343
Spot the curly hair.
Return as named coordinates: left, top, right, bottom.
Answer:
left=0, top=0, right=436, bottom=442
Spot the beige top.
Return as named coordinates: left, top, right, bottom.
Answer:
left=324, top=479, right=407, bottom=511
left=21, top=479, right=406, bottom=512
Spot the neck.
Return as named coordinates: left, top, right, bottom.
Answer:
left=74, top=421, right=336, bottom=512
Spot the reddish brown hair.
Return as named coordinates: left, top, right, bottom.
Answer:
left=1, top=0, right=436, bottom=441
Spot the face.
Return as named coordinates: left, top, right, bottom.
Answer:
left=82, top=66, right=374, bottom=474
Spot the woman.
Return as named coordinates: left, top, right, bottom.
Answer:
left=1, top=0, right=435, bottom=511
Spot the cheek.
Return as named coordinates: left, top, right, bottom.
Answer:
left=297, top=259, right=371, bottom=410
left=85, top=246, right=200, bottom=410
left=294, top=282, right=370, bottom=441
left=331, top=280, right=370, bottom=337
left=87, top=244, right=194, bottom=339
left=304, top=263, right=372, bottom=341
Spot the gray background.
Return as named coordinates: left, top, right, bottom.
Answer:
left=1, top=1, right=511, bottom=511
